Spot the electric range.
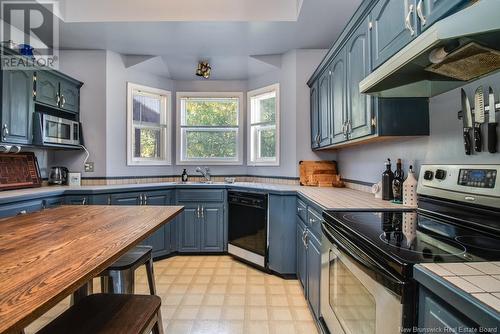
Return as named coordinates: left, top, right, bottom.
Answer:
left=320, top=164, right=500, bottom=334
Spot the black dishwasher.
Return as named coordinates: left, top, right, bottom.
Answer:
left=227, top=191, right=268, bottom=269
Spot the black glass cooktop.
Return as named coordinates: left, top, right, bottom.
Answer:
left=323, top=210, right=500, bottom=268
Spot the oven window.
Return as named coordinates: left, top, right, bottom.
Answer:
left=329, top=251, right=376, bottom=334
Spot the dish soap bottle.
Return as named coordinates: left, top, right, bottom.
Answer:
left=181, top=169, right=188, bottom=183
left=403, top=165, right=418, bottom=207
left=392, top=159, right=404, bottom=204
left=382, top=159, right=394, bottom=201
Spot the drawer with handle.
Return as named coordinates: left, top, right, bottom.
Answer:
left=297, top=199, right=307, bottom=222
left=307, top=206, right=323, bottom=239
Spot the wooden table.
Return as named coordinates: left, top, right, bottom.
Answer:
left=0, top=205, right=183, bottom=334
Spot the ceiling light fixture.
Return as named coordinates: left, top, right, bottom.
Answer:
left=196, top=61, right=211, bottom=79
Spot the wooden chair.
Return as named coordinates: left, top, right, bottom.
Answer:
left=37, top=293, right=164, bottom=334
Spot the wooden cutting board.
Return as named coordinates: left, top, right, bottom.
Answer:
left=299, top=160, right=338, bottom=186
left=0, top=152, right=42, bottom=191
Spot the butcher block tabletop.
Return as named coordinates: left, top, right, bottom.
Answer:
left=0, top=205, right=183, bottom=334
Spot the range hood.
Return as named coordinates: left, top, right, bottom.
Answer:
left=360, top=0, right=500, bottom=98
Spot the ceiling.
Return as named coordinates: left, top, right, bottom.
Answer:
left=59, top=0, right=363, bottom=80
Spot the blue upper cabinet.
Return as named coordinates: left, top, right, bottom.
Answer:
left=59, top=79, right=80, bottom=114
left=35, top=71, right=60, bottom=108
left=371, top=0, right=417, bottom=69
left=346, top=18, right=373, bottom=141
left=310, top=82, right=319, bottom=149
left=318, top=70, right=331, bottom=147
left=1, top=70, right=34, bottom=144
left=417, top=0, right=466, bottom=31
left=34, top=71, right=82, bottom=114
left=330, top=50, right=347, bottom=145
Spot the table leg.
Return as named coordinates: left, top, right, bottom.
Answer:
left=70, top=280, right=94, bottom=305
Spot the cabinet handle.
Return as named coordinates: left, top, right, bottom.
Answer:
left=342, top=121, right=348, bottom=138
left=405, top=4, right=415, bottom=36
left=139, top=194, right=144, bottom=205
left=347, top=119, right=352, bottom=134
left=143, top=194, right=148, bottom=205
left=297, top=207, right=303, bottom=213
left=17, top=210, right=27, bottom=215
left=196, top=205, right=200, bottom=218
left=201, top=206, right=204, bottom=219
left=2, top=124, right=9, bottom=140
left=107, top=196, right=111, bottom=205
left=61, top=95, right=66, bottom=108
left=416, top=0, right=426, bottom=26
left=56, top=94, right=60, bottom=105
left=82, top=197, right=87, bottom=205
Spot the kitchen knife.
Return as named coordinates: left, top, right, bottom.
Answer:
left=473, top=86, right=485, bottom=152
left=461, top=89, right=473, bottom=155
left=488, top=87, right=497, bottom=153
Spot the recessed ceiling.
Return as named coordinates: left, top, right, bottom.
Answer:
left=59, top=0, right=302, bottom=22
left=59, top=0, right=363, bottom=80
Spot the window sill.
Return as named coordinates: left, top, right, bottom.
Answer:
left=177, top=160, right=243, bottom=166
left=127, top=160, right=172, bottom=167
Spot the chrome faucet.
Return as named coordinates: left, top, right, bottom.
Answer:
left=195, top=167, right=211, bottom=183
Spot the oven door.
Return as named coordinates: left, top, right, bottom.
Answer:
left=321, top=223, right=404, bottom=334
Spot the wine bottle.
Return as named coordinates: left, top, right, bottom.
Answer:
left=382, top=159, right=394, bottom=201
left=392, top=159, right=405, bottom=203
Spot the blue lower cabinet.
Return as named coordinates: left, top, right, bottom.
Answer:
left=110, top=192, right=142, bottom=205
left=177, top=204, right=200, bottom=252
left=200, top=203, right=224, bottom=252
left=419, top=286, right=477, bottom=331
left=177, top=202, right=225, bottom=253
left=306, top=232, right=322, bottom=319
left=268, top=194, right=297, bottom=275
left=0, top=199, right=44, bottom=218
left=297, top=218, right=307, bottom=290
left=42, top=197, right=65, bottom=208
left=296, top=198, right=322, bottom=320
left=65, top=195, right=90, bottom=205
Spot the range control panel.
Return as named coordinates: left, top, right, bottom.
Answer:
left=417, top=165, right=500, bottom=209
left=458, top=169, right=497, bottom=188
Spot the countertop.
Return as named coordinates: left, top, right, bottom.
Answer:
left=0, top=182, right=407, bottom=211
left=0, top=205, right=183, bottom=333
left=414, top=263, right=500, bottom=328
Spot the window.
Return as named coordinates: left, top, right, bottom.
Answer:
left=248, top=84, right=280, bottom=166
left=177, top=92, right=243, bottom=165
left=127, top=83, right=171, bottom=166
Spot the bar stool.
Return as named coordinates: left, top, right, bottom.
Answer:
left=100, top=245, right=156, bottom=295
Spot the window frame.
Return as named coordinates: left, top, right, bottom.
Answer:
left=247, top=83, right=280, bottom=166
left=176, top=91, right=244, bottom=165
left=126, top=82, right=172, bottom=166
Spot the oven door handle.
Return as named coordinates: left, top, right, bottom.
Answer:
left=322, top=224, right=406, bottom=297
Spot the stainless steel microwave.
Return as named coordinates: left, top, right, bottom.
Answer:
left=34, top=113, right=81, bottom=146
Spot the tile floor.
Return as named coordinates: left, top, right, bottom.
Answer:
left=25, top=255, right=318, bottom=334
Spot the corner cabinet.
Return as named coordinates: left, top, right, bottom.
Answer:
left=305, top=0, right=473, bottom=150
left=1, top=70, right=35, bottom=145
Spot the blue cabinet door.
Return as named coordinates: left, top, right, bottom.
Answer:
left=419, top=0, right=466, bottom=31
left=142, top=190, right=173, bottom=256
left=110, top=192, right=142, bottom=205
left=297, top=219, right=307, bottom=291
left=178, top=204, right=200, bottom=252
left=346, top=18, right=373, bottom=141
left=59, top=79, right=80, bottom=113
left=371, top=0, right=417, bottom=69
left=200, top=203, right=224, bottom=252
left=330, top=50, right=347, bottom=145
left=307, top=232, right=322, bottom=320
left=418, top=287, right=476, bottom=332
left=310, top=82, right=320, bottom=149
left=35, top=71, right=60, bottom=108
left=318, top=70, right=331, bottom=147
left=65, top=195, right=89, bottom=205
left=0, top=200, right=44, bottom=218
left=1, top=70, right=34, bottom=144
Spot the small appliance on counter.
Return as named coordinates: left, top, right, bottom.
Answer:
left=48, top=167, right=68, bottom=185
left=321, top=164, right=500, bottom=334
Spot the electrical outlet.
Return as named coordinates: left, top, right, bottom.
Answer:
left=84, top=162, right=94, bottom=172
